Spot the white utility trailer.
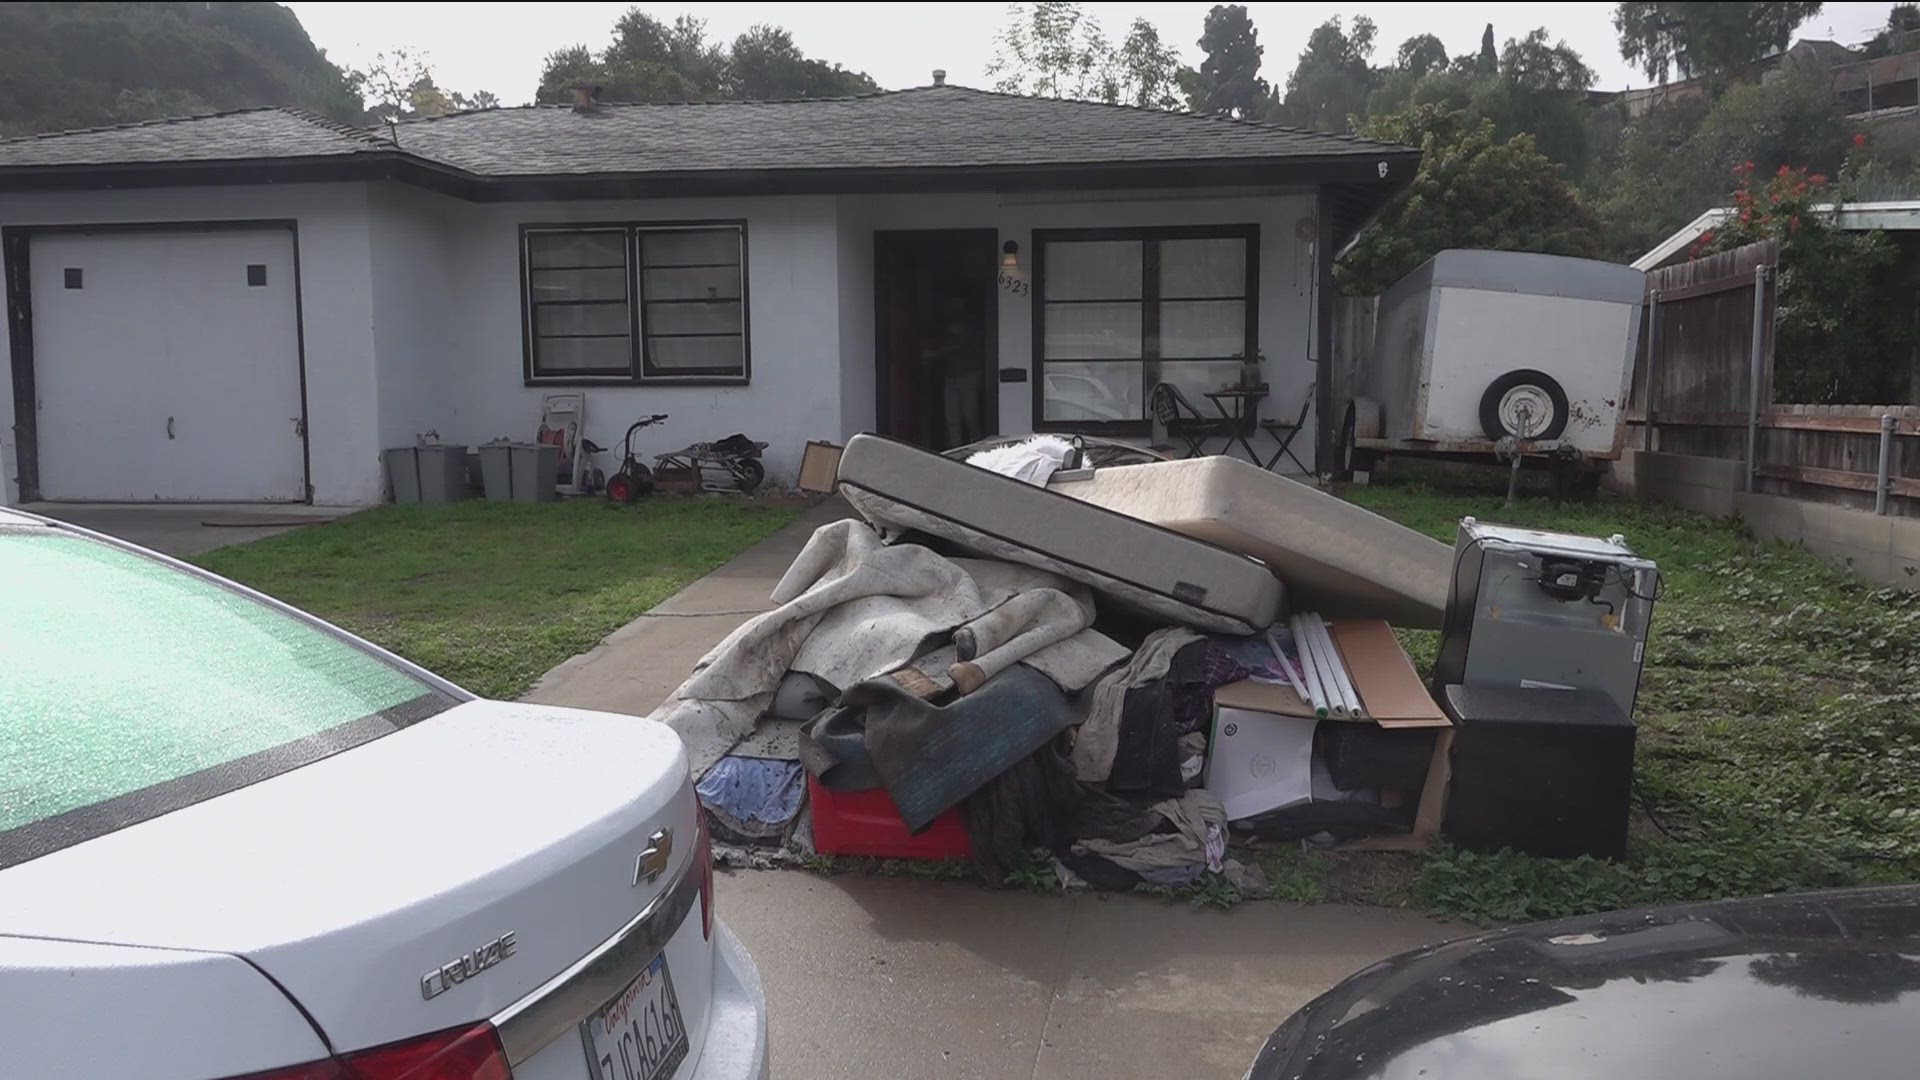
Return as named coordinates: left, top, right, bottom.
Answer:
left=1343, top=250, right=1645, bottom=490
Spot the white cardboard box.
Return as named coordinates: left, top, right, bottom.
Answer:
left=1205, top=706, right=1318, bottom=822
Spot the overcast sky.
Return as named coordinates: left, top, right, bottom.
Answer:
left=285, top=2, right=1904, bottom=106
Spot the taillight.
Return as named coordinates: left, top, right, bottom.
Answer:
left=697, top=810, right=715, bottom=939
left=226, top=1022, right=510, bottom=1080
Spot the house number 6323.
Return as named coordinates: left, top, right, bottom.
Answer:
left=998, top=272, right=1029, bottom=296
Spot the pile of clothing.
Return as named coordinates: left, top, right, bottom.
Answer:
left=650, top=434, right=1451, bottom=891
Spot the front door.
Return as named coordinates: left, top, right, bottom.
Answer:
left=873, top=230, right=997, bottom=450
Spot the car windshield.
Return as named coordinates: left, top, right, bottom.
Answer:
left=0, top=524, right=457, bottom=867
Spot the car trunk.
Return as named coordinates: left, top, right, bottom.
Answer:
left=0, top=700, right=710, bottom=1068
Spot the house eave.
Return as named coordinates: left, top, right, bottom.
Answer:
left=0, top=149, right=1419, bottom=230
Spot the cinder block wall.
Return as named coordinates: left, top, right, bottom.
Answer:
left=1613, top=448, right=1920, bottom=587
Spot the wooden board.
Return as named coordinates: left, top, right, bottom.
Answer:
left=1326, top=618, right=1450, bottom=727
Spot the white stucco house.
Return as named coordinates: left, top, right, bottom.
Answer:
left=0, top=82, right=1416, bottom=505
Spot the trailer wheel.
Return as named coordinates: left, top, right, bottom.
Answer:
left=1479, top=369, right=1570, bottom=441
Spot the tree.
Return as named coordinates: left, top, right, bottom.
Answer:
left=1107, top=19, right=1186, bottom=110
left=987, top=1, right=1113, bottom=101
left=535, top=8, right=874, bottom=105
left=349, top=48, right=497, bottom=121
left=1476, top=24, right=1500, bottom=75
left=726, top=25, right=879, bottom=100
left=603, top=11, right=723, bottom=94
left=1192, top=5, right=1269, bottom=118
left=1278, top=15, right=1377, bottom=133
left=1613, top=2, right=1824, bottom=84
left=1486, top=28, right=1596, bottom=175
left=1338, top=105, right=1603, bottom=295
left=1366, top=26, right=1597, bottom=178
left=987, top=2, right=1187, bottom=110
left=0, top=1, right=362, bottom=136
left=1698, top=159, right=1914, bottom=402
left=1863, top=4, right=1920, bottom=59
left=1397, top=34, right=1448, bottom=79
left=1584, top=60, right=1852, bottom=260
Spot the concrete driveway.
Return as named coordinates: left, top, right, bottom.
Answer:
left=17, top=502, right=343, bottom=556
left=527, top=499, right=1460, bottom=1080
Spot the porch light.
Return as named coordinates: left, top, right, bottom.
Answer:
left=1001, top=240, right=1020, bottom=271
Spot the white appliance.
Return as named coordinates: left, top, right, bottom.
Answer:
left=1433, top=518, right=1660, bottom=719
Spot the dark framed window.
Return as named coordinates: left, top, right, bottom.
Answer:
left=1031, top=224, right=1257, bottom=431
left=521, top=221, right=749, bottom=383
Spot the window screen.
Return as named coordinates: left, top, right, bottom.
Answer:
left=639, top=228, right=746, bottom=378
left=522, top=224, right=748, bottom=382
left=526, top=229, right=633, bottom=377
left=1035, top=227, right=1255, bottom=427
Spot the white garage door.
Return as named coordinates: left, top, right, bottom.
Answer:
left=30, top=229, right=305, bottom=502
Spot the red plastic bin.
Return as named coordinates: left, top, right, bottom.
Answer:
left=807, top=776, right=972, bottom=860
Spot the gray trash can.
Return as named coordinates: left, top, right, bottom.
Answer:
left=479, top=440, right=560, bottom=502
left=385, top=444, right=470, bottom=503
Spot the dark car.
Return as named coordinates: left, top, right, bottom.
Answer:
left=1247, top=884, right=1920, bottom=1080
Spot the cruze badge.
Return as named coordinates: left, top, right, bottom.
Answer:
left=420, top=931, right=517, bottom=1000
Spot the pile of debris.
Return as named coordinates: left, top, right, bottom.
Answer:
left=650, top=433, right=1457, bottom=891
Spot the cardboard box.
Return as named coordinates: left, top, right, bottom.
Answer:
left=1210, top=619, right=1455, bottom=846
left=797, top=441, right=843, bottom=493
left=1205, top=706, right=1318, bottom=821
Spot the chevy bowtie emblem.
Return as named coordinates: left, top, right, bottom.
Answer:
left=634, top=828, right=673, bottom=885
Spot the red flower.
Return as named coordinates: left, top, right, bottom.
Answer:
left=1854, top=133, right=1869, bottom=148
left=1740, top=209, right=1753, bottom=224
left=1737, top=160, right=1755, bottom=173
left=1699, top=229, right=1716, bottom=246
left=1777, top=163, right=1793, bottom=176
left=1808, top=173, right=1828, bottom=186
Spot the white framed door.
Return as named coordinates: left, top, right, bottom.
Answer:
left=29, top=228, right=306, bottom=502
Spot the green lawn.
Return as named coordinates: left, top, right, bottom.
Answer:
left=1330, top=472, right=1920, bottom=923
left=189, top=476, right=1920, bottom=925
left=191, top=498, right=802, bottom=700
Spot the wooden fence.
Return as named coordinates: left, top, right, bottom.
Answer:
left=1629, top=238, right=1920, bottom=518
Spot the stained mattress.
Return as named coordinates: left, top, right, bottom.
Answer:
left=1048, top=455, right=1449, bottom=628
left=835, top=434, right=1283, bottom=634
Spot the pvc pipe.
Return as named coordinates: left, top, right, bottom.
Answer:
left=1265, top=629, right=1310, bottom=700
left=1313, top=614, right=1363, bottom=718
left=1292, top=614, right=1339, bottom=717
left=1309, top=613, right=1366, bottom=718
left=1288, top=615, right=1332, bottom=718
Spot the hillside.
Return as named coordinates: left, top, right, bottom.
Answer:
left=0, top=2, right=361, bottom=137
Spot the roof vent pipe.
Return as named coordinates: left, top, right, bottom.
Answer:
left=932, top=69, right=947, bottom=86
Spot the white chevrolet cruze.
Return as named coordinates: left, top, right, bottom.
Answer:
left=0, top=506, right=769, bottom=1080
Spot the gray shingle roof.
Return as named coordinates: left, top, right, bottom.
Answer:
left=0, top=108, right=390, bottom=168
left=392, top=85, right=1407, bottom=176
left=0, top=86, right=1408, bottom=177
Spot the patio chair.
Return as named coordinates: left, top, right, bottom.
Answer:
left=1260, top=381, right=1315, bottom=473
left=1148, top=381, right=1218, bottom=458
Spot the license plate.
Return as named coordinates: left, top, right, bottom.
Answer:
left=581, top=954, right=689, bottom=1080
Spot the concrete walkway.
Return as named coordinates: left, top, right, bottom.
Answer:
left=525, top=498, right=1460, bottom=1080
left=19, top=502, right=345, bottom=556
left=522, top=499, right=852, bottom=716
